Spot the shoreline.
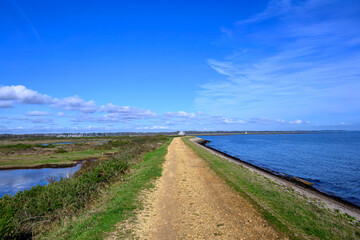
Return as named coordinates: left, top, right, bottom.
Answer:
left=0, top=157, right=100, bottom=171
left=0, top=152, right=115, bottom=171
left=191, top=137, right=360, bottom=220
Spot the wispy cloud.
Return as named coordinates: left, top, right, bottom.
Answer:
left=100, top=103, right=156, bottom=120
left=8, top=0, right=41, bottom=42
left=236, top=0, right=292, bottom=24
left=30, top=118, right=54, bottom=124
left=52, top=96, right=98, bottom=113
left=136, top=125, right=169, bottom=130
left=164, top=111, right=197, bottom=118
left=0, top=101, right=13, bottom=108
left=196, top=0, right=360, bottom=125
left=26, top=110, right=50, bottom=116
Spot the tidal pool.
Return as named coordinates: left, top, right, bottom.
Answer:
left=0, top=164, right=82, bottom=197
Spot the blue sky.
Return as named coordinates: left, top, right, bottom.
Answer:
left=1, top=0, right=360, bottom=133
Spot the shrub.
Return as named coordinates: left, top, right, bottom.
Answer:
left=54, top=148, right=67, bottom=153
left=93, top=144, right=113, bottom=151
left=0, top=144, right=33, bottom=150
left=34, top=144, right=56, bottom=148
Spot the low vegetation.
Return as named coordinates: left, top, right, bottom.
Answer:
left=0, top=135, right=171, bottom=239
left=0, top=140, right=115, bottom=167
left=183, top=137, right=360, bottom=240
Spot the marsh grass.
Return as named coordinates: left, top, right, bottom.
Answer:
left=0, top=135, right=170, bottom=239
left=0, top=148, right=115, bottom=167
left=183, top=137, right=360, bottom=239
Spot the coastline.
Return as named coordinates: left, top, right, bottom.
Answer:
left=191, top=137, right=360, bottom=221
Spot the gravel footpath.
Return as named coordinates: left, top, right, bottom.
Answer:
left=127, top=137, right=284, bottom=239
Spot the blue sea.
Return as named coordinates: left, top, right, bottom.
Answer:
left=200, top=132, right=360, bottom=207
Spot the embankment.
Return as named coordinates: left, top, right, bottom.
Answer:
left=184, top=137, right=360, bottom=239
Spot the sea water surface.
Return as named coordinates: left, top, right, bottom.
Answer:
left=0, top=164, right=82, bottom=197
left=200, top=132, right=360, bottom=207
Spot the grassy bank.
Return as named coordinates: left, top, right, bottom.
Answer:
left=0, top=140, right=118, bottom=167
left=183, top=137, right=360, bottom=239
left=0, top=136, right=171, bottom=239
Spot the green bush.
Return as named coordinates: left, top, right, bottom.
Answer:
left=0, top=144, right=33, bottom=150
left=54, top=148, right=67, bottom=153
left=93, top=143, right=113, bottom=151
left=34, top=144, right=56, bottom=148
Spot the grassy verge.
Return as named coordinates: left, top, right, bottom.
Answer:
left=183, top=137, right=360, bottom=240
left=0, top=136, right=170, bottom=239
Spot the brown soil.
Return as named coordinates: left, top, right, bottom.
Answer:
left=110, top=137, right=284, bottom=239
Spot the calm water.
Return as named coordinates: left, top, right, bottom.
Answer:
left=42, top=142, right=74, bottom=145
left=200, top=132, right=360, bottom=206
left=0, top=164, right=82, bottom=197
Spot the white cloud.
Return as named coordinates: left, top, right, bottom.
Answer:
left=100, top=103, right=156, bottom=119
left=86, top=125, right=100, bottom=130
left=289, top=119, right=310, bottom=124
left=237, top=0, right=292, bottom=24
left=0, top=85, right=155, bottom=125
left=0, top=101, right=13, bottom=108
left=137, top=125, right=169, bottom=130
left=290, top=119, right=302, bottom=124
left=0, top=85, right=53, bottom=104
left=223, top=118, right=246, bottom=124
left=30, top=118, right=54, bottom=124
left=100, top=103, right=130, bottom=113
left=71, top=104, right=156, bottom=124
left=211, top=115, right=247, bottom=125
left=164, top=111, right=196, bottom=118
left=52, top=95, right=97, bottom=113
left=26, top=110, right=50, bottom=116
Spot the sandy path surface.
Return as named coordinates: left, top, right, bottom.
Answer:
left=113, top=138, right=284, bottom=239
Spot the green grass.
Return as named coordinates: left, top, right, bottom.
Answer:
left=0, top=148, right=116, bottom=167
left=39, top=138, right=171, bottom=240
left=183, top=137, right=360, bottom=240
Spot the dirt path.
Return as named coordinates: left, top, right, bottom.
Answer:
left=114, top=138, right=284, bottom=239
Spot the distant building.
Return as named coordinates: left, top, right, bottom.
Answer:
left=178, top=131, right=186, bottom=136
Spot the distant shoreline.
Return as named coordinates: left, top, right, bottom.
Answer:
left=191, top=137, right=360, bottom=220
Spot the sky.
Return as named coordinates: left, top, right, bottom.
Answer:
left=1, top=0, right=360, bottom=133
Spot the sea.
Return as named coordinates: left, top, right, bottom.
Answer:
left=199, top=131, right=360, bottom=207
